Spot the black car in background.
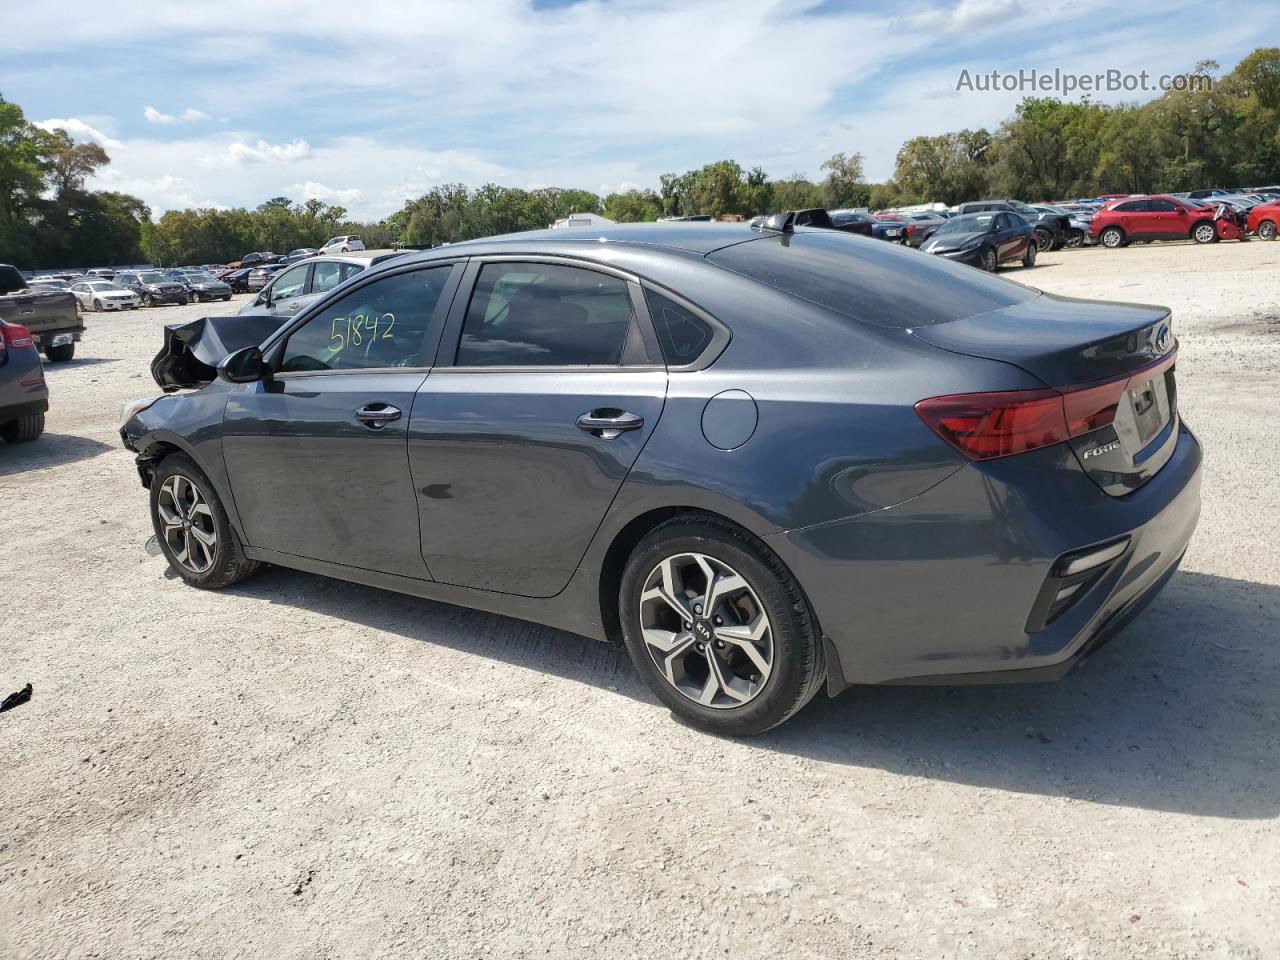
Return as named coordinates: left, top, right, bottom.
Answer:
left=115, top=270, right=190, bottom=306
left=955, top=199, right=1068, bottom=250
left=238, top=252, right=281, bottom=269
left=218, top=268, right=254, bottom=293
left=921, top=211, right=1037, bottom=270
left=828, top=210, right=907, bottom=242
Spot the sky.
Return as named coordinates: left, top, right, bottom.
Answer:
left=3, top=0, right=1276, bottom=221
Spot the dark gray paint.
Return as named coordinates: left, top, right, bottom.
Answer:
left=122, top=223, right=1201, bottom=692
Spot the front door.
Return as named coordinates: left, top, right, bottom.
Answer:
left=409, top=259, right=668, bottom=598
left=221, top=264, right=459, bottom=577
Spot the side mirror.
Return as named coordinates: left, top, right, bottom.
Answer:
left=218, top=345, right=267, bottom=383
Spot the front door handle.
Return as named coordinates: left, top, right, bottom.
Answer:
left=577, top=410, right=644, bottom=439
left=355, top=403, right=401, bottom=428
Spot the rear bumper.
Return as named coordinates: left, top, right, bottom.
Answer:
left=768, top=422, right=1202, bottom=690
left=1, top=397, right=50, bottom=420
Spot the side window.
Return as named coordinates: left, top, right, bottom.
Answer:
left=1148, top=198, right=1176, bottom=212
left=646, top=289, right=714, bottom=366
left=270, top=264, right=309, bottom=301
left=455, top=262, right=634, bottom=367
left=311, top=260, right=345, bottom=294
left=1114, top=200, right=1148, bottom=212
left=339, top=263, right=365, bottom=282
left=279, top=267, right=452, bottom=373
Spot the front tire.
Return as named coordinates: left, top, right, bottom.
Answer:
left=618, top=515, right=825, bottom=736
left=45, top=342, right=74, bottom=362
left=149, top=454, right=260, bottom=589
left=980, top=247, right=997, bottom=272
left=1192, top=221, right=1216, bottom=244
left=93, top=298, right=103, bottom=311
left=0, top=413, right=44, bottom=443
left=1065, top=229, right=1084, bottom=248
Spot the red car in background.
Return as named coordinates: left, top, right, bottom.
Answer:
left=1090, top=195, right=1222, bottom=247
left=1247, top=201, right=1280, bottom=240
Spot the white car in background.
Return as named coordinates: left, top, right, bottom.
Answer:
left=317, top=234, right=365, bottom=255
left=69, top=279, right=139, bottom=311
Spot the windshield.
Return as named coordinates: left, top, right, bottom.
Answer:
left=934, top=214, right=994, bottom=235
left=1008, top=200, right=1038, bottom=216
left=140, top=272, right=167, bottom=282
left=88, top=281, right=120, bottom=291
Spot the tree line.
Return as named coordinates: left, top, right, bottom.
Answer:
left=1, top=48, right=1276, bottom=267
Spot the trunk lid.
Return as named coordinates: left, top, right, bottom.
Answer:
left=912, top=292, right=1179, bottom=496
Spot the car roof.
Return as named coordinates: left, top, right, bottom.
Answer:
left=431, top=222, right=763, bottom=259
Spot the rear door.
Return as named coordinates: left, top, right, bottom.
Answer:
left=408, top=257, right=667, bottom=598
left=1115, top=198, right=1151, bottom=236
left=260, top=262, right=312, bottom=317
left=222, top=263, right=461, bottom=577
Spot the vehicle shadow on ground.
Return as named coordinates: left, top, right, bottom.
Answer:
left=0, top=433, right=114, bottom=477
left=41, top=356, right=120, bottom=369
left=232, top=567, right=1276, bottom=819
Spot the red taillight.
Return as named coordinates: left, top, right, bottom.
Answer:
left=1, top=323, right=34, bottom=349
left=906, top=224, right=915, bottom=235
left=916, top=349, right=1176, bottom=461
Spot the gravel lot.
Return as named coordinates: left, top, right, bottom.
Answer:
left=2, top=240, right=1278, bottom=959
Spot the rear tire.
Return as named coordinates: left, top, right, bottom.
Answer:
left=0, top=413, right=44, bottom=443
left=1065, top=228, right=1084, bottom=248
left=1258, top=220, right=1277, bottom=241
left=1034, top=227, right=1052, bottom=251
left=45, top=342, right=74, bottom=363
left=1100, top=226, right=1125, bottom=248
left=618, top=514, right=825, bottom=736
left=149, top=453, right=260, bottom=590
left=1192, top=221, right=1216, bottom=244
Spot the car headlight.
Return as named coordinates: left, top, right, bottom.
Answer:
left=120, top=395, right=163, bottom=428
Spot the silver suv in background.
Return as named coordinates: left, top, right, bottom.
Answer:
left=238, top=250, right=408, bottom=318
left=317, top=235, right=365, bottom=255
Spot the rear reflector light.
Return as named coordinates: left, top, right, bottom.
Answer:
left=915, top=348, right=1176, bottom=461
left=1, top=324, right=34, bottom=349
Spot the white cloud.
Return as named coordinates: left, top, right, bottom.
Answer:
left=903, top=0, right=1024, bottom=33
left=288, top=181, right=364, bottom=204
left=33, top=117, right=122, bottom=149
left=225, top=138, right=313, bottom=164
left=144, top=106, right=212, bottom=124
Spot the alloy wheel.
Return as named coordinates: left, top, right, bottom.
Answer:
left=1258, top=221, right=1276, bottom=241
left=981, top=248, right=997, bottom=271
left=1101, top=228, right=1122, bottom=248
left=1065, top=230, right=1083, bottom=248
left=638, top=552, right=773, bottom=709
left=1194, top=223, right=1216, bottom=244
left=157, top=474, right=217, bottom=574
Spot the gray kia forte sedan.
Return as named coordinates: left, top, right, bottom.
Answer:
left=120, top=219, right=1201, bottom=735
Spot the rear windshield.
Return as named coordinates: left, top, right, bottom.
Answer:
left=707, top=229, right=1038, bottom=327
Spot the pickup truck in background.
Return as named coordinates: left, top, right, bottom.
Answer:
left=0, top=263, right=85, bottom=362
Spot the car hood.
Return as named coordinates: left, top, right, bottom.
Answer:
left=923, top=231, right=986, bottom=252
left=150, top=313, right=291, bottom=391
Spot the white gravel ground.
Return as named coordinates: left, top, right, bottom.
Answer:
left=1, top=238, right=1278, bottom=959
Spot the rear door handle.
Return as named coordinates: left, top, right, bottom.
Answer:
left=355, top=403, right=401, bottom=428
left=577, top=410, right=644, bottom=439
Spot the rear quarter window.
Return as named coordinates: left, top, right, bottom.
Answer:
left=706, top=230, right=1038, bottom=328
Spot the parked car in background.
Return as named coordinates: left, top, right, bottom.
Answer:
left=247, top=263, right=287, bottom=292
left=238, top=251, right=409, bottom=318
left=238, top=252, right=280, bottom=269
left=0, top=317, right=48, bottom=442
left=177, top=271, right=233, bottom=302
left=922, top=211, right=1037, bottom=270
left=282, top=248, right=318, bottom=264
left=218, top=268, right=254, bottom=293
left=317, top=235, right=364, bottom=255
left=898, top=212, right=948, bottom=248
left=0, top=263, right=84, bottom=362
left=1090, top=195, right=1222, bottom=247
left=27, top=277, right=73, bottom=292
left=828, top=209, right=905, bottom=242
left=115, top=270, right=191, bottom=306
left=86, top=268, right=116, bottom=280
left=122, top=220, right=1199, bottom=736
left=956, top=199, right=1067, bottom=250
left=1187, top=188, right=1231, bottom=200
left=70, top=279, right=139, bottom=311
left=1246, top=200, right=1280, bottom=240
left=1032, top=204, right=1095, bottom=247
